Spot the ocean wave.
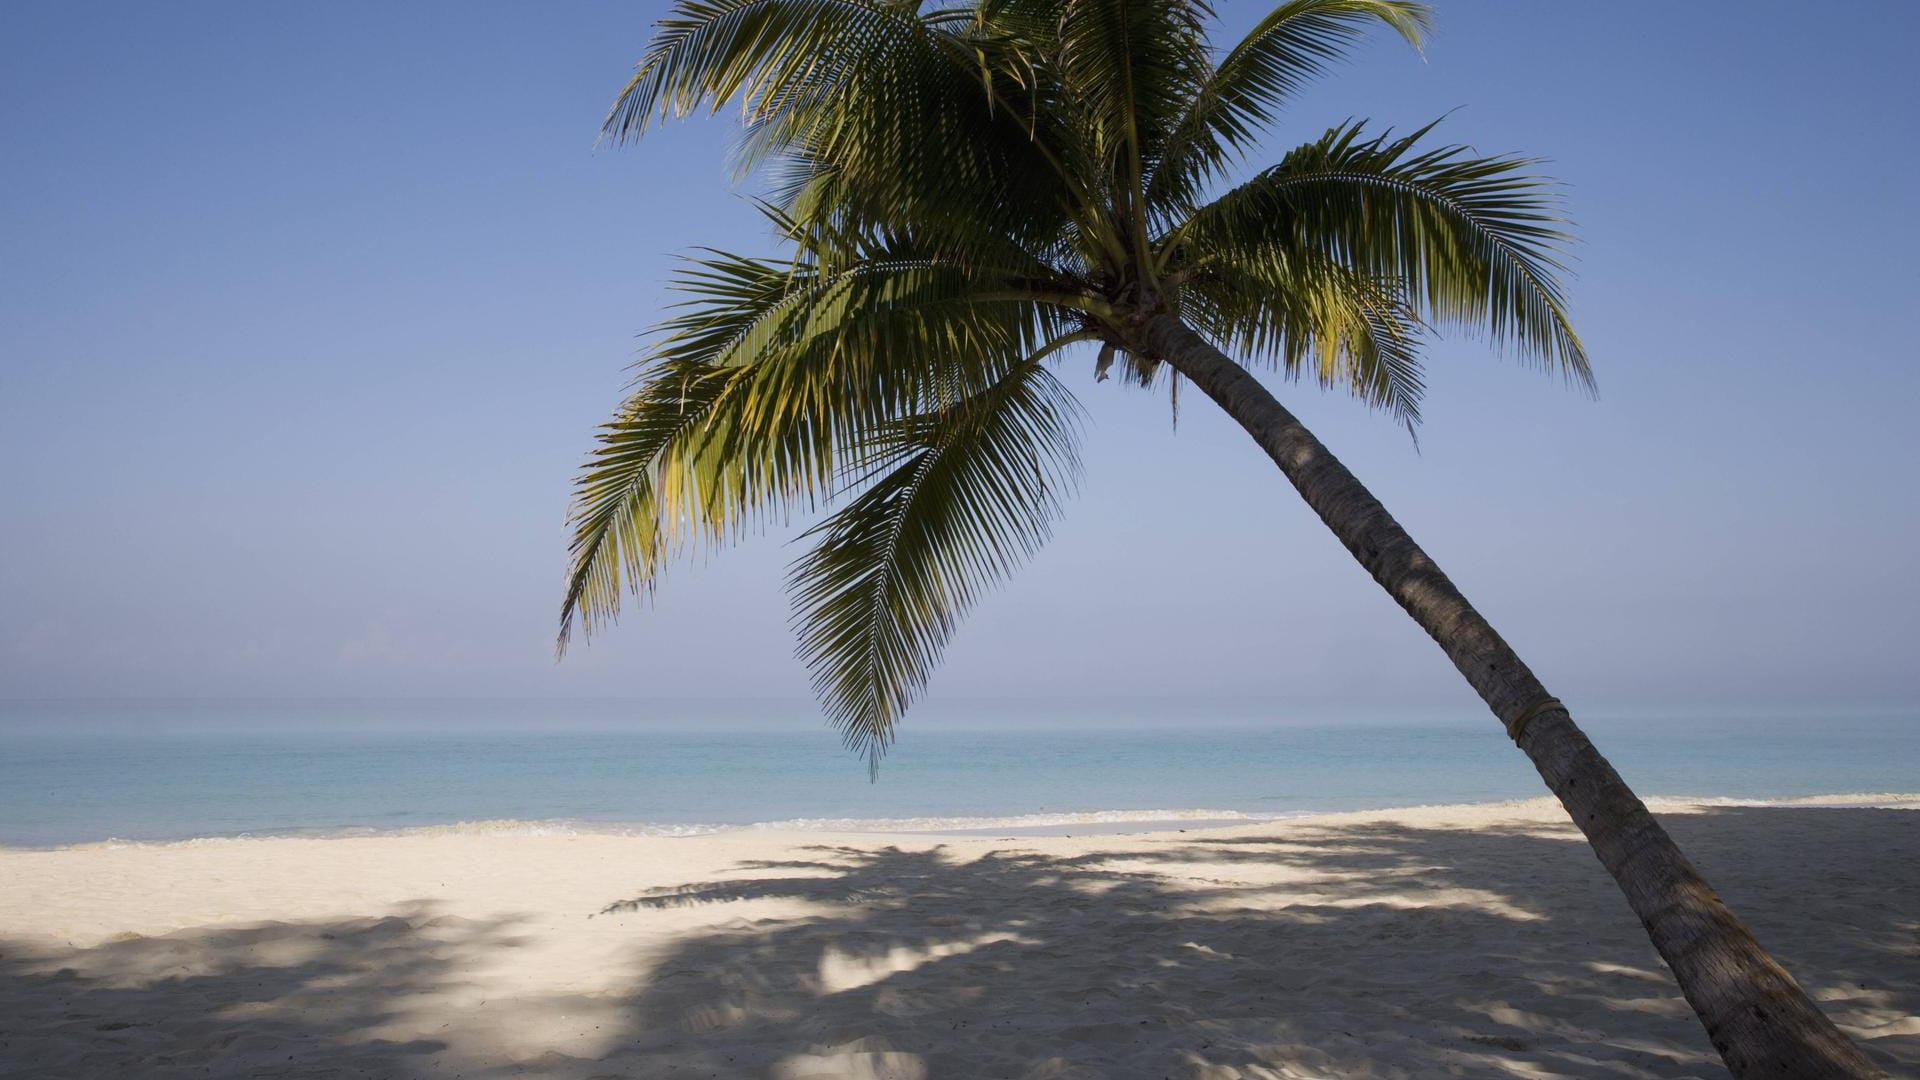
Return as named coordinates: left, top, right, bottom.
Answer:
left=742, top=808, right=1299, bottom=833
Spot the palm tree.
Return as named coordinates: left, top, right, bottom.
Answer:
left=559, top=2, right=1881, bottom=1075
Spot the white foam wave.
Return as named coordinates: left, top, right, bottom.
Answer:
left=1645, top=792, right=1920, bottom=811
left=743, top=808, right=1297, bottom=834
left=61, top=808, right=1292, bottom=848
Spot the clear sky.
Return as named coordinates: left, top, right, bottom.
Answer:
left=2, top=2, right=1916, bottom=718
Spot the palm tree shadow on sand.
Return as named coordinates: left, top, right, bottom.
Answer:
left=582, top=807, right=1915, bottom=1079
left=0, top=900, right=531, bottom=1078
left=0, top=807, right=1912, bottom=1079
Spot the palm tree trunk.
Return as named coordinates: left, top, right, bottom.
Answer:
left=1144, top=314, right=1882, bottom=1079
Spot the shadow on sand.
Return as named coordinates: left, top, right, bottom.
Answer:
left=1, top=807, right=1913, bottom=1078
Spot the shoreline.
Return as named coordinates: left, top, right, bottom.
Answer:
left=7, top=789, right=1918, bottom=852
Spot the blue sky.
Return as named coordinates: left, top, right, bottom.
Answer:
left=2, top=1, right=1916, bottom=717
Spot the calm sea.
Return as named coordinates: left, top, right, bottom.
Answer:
left=1, top=701, right=1914, bottom=847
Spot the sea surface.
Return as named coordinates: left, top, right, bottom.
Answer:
left=1, top=701, right=1915, bottom=847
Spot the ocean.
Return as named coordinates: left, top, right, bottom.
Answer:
left=1, top=701, right=1914, bottom=847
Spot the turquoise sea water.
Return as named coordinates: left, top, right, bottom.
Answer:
left=1, top=702, right=1915, bottom=847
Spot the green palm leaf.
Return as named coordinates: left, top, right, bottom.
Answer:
left=560, top=360, right=734, bottom=650
left=1177, top=120, right=1591, bottom=383
left=1182, top=254, right=1428, bottom=428
left=1150, top=0, right=1429, bottom=213
left=788, top=356, right=1083, bottom=766
left=560, top=240, right=1067, bottom=648
left=604, top=0, right=941, bottom=141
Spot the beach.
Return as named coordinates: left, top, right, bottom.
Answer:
left=1, top=797, right=1914, bottom=1079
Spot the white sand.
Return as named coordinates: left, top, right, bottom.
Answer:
left=1, top=797, right=1914, bottom=1079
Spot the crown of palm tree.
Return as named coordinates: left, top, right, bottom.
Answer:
left=561, top=0, right=1589, bottom=767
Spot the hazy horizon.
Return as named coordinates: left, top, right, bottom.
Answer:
left=5, top=699, right=1917, bottom=847
left=2, top=697, right=1913, bottom=739
left=4, top=2, right=1917, bottom=718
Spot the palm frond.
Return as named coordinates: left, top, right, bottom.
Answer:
left=609, top=0, right=1088, bottom=264
left=605, top=0, right=942, bottom=142
left=559, top=360, right=735, bottom=650
left=1181, top=255, right=1428, bottom=428
left=560, top=242, right=1066, bottom=648
left=788, top=355, right=1083, bottom=767
left=1174, top=119, right=1590, bottom=385
left=1051, top=0, right=1211, bottom=186
left=1149, top=0, right=1429, bottom=214
left=736, top=23, right=1038, bottom=249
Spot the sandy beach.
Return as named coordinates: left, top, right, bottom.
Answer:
left=1, top=797, right=1914, bottom=1079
